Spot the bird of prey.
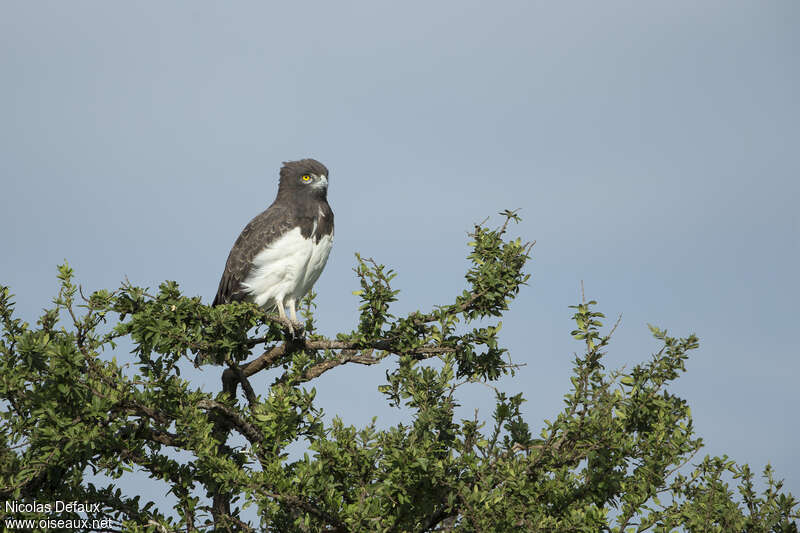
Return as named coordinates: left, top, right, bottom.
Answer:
left=213, top=158, right=334, bottom=331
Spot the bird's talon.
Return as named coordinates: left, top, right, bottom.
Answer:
left=290, top=321, right=305, bottom=339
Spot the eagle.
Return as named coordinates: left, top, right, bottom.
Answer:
left=213, top=158, right=334, bottom=331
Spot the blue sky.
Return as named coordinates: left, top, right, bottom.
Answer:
left=1, top=0, right=798, bottom=510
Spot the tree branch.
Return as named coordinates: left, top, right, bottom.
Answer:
left=197, top=399, right=266, bottom=446
left=240, top=337, right=454, bottom=381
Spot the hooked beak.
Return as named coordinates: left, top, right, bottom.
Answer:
left=314, top=174, right=328, bottom=190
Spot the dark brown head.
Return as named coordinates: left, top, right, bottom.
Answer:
left=277, top=158, right=329, bottom=201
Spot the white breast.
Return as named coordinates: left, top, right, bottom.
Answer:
left=241, top=227, right=333, bottom=309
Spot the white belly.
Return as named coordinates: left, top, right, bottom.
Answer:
left=241, top=227, right=333, bottom=309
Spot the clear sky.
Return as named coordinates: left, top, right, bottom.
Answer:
left=1, top=0, right=798, bottom=508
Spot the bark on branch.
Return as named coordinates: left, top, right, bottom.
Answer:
left=240, top=338, right=454, bottom=380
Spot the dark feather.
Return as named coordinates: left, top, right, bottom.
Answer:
left=213, top=203, right=295, bottom=305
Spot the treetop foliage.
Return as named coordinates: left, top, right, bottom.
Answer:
left=1, top=210, right=797, bottom=532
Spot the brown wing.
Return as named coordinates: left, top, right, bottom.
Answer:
left=212, top=203, right=295, bottom=306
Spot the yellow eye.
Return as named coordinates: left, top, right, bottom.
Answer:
left=301, top=174, right=311, bottom=182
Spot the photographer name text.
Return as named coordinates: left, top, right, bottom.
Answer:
left=6, top=500, right=101, bottom=514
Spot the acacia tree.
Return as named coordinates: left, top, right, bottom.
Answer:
left=0, top=211, right=797, bottom=532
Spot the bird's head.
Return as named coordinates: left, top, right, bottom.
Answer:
left=277, top=158, right=329, bottom=200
